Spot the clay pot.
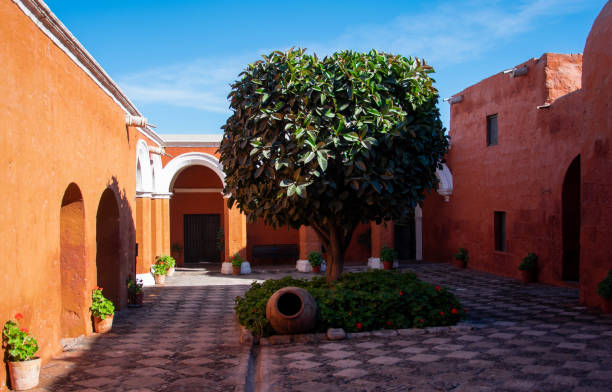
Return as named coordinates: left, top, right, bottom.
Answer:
left=232, top=266, right=241, bottom=275
left=128, top=292, right=144, bottom=307
left=311, top=265, right=321, bottom=273
left=602, top=298, right=612, bottom=313
left=382, top=260, right=393, bottom=270
left=154, top=274, right=166, bottom=285
left=452, top=259, right=466, bottom=269
left=167, top=267, right=175, bottom=277
left=7, top=357, right=41, bottom=391
left=266, top=287, right=317, bottom=334
left=520, top=269, right=537, bottom=283
left=93, top=314, right=113, bottom=333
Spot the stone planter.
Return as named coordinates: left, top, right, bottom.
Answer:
left=266, top=287, right=317, bottom=334
left=520, top=269, right=537, bottom=283
left=382, top=260, right=393, bottom=270
left=93, top=314, right=114, bottom=334
left=154, top=274, right=166, bottom=285
left=7, top=357, right=41, bottom=391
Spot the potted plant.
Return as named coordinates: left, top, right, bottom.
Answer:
left=453, top=248, right=468, bottom=269
left=380, top=245, right=397, bottom=270
left=597, top=268, right=612, bottom=313
left=152, top=262, right=169, bottom=285
left=231, top=253, right=244, bottom=275
left=156, top=255, right=176, bottom=276
left=90, top=287, right=115, bottom=333
left=2, top=313, right=40, bottom=391
left=518, top=252, right=538, bottom=283
left=308, top=251, right=323, bottom=273
left=126, top=276, right=144, bottom=307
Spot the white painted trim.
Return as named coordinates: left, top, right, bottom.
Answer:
left=173, top=188, right=224, bottom=194
left=415, top=205, right=423, bottom=260
left=11, top=0, right=163, bottom=147
left=163, top=141, right=221, bottom=148
left=151, top=193, right=173, bottom=199
left=160, top=152, right=225, bottom=193
left=136, top=191, right=152, bottom=198
left=136, top=140, right=154, bottom=193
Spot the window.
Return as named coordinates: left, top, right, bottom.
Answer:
left=494, top=211, right=506, bottom=252
left=487, top=114, right=498, bottom=146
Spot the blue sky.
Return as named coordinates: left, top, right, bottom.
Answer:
left=46, top=0, right=605, bottom=134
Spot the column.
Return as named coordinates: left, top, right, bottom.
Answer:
left=368, top=221, right=395, bottom=268
left=135, top=192, right=154, bottom=286
left=222, top=199, right=248, bottom=274
left=296, top=226, right=322, bottom=272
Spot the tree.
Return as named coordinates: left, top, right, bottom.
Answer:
left=219, top=49, right=449, bottom=281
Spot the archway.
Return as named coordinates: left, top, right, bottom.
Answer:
left=562, top=155, right=580, bottom=281
left=60, top=183, right=86, bottom=337
left=96, top=188, right=121, bottom=306
left=170, top=165, right=224, bottom=264
left=394, top=209, right=416, bottom=261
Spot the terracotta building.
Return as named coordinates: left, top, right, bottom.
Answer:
left=423, top=2, right=612, bottom=310
left=1, top=0, right=610, bottom=389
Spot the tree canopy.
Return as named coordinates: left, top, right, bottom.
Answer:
left=219, top=48, right=449, bottom=280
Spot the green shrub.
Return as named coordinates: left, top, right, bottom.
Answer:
left=597, top=269, right=612, bottom=299
left=380, top=246, right=397, bottom=263
left=308, top=251, right=323, bottom=267
left=90, top=288, right=115, bottom=320
left=518, top=253, right=537, bottom=271
left=152, top=263, right=169, bottom=276
left=231, top=253, right=244, bottom=267
left=454, top=248, right=468, bottom=264
left=156, top=254, right=176, bottom=269
left=235, top=270, right=465, bottom=337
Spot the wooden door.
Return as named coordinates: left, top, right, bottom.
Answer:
left=184, top=214, right=221, bottom=263
left=394, top=211, right=416, bottom=261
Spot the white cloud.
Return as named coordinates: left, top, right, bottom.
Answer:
left=117, top=0, right=594, bottom=114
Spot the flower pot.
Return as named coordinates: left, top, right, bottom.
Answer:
left=602, top=298, right=612, bottom=314
left=452, top=259, right=466, bottom=269
left=154, top=274, right=166, bottom=285
left=128, top=292, right=144, bottom=307
left=266, top=287, right=317, bottom=334
left=7, top=357, right=41, bottom=391
left=93, top=314, right=114, bottom=334
left=382, top=260, right=393, bottom=270
left=232, top=266, right=241, bottom=275
left=311, top=265, right=321, bottom=273
left=167, top=266, right=175, bottom=277
left=520, top=269, right=536, bottom=283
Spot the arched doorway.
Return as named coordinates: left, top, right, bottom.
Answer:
left=60, top=183, right=86, bottom=337
left=562, top=155, right=580, bottom=281
left=96, top=188, right=121, bottom=306
left=394, top=209, right=416, bottom=261
left=170, top=165, right=224, bottom=264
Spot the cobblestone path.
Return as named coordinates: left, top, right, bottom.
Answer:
left=35, top=272, right=253, bottom=392
left=256, top=264, right=612, bottom=392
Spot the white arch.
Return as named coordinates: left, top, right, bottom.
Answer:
left=435, top=163, right=453, bottom=201
left=160, top=152, right=225, bottom=193
left=136, top=139, right=154, bottom=193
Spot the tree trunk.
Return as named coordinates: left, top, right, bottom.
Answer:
left=325, top=223, right=345, bottom=282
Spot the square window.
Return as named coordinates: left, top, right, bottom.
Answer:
left=494, top=211, right=506, bottom=252
left=487, top=114, right=498, bottom=146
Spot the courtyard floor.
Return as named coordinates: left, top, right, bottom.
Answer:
left=33, top=263, right=612, bottom=392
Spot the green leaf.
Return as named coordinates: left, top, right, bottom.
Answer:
left=287, top=184, right=296, bottom=197
left=317, top=151, right=328, bottom=172
left=303, top=151, right=316, bottom=164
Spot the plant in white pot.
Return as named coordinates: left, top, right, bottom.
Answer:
left=156, top=254, right=176, bottom=276
left=2, top=313, right=40, bottom=390
left=152, top=262, right=169, bottom=285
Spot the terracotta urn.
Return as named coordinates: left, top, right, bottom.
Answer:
left=452, top=259, right=466, bottom=269
left=266, top=287, right=317, bottom=334
left=520, top=269, right=537, bottom=283
left=154, top=274, right=166, bottom=285
left=232, top=266, right=241, bottom=275
left=382, top=260, right=393, bottom=270
left=311, top=265, right=321, bottom=273
left=7, top=357, right=41, bottom=391
left=93, top=314, right=114, bottom=333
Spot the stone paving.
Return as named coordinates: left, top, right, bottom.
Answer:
left=30, top=263, right=612, bottom=392
left=256, top=264, right=612, bottom=392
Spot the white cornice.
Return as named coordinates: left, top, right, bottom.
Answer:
left=12, top=0, right=163, bottom=146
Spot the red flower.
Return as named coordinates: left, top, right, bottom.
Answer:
left=399, top=291, right=403, bottom=296
left=253, top=308, right=257, bottom=313
left=356, top=322, right=363, bottom=331
left=20, top=328, right=28, bottom=333
left=435, top=286, right=441, bottom=291
left=348, top=311, right=352, bottom=315
left=451, top=308, right=458, bottom=314
left=14, top=313, right=23, bottom=320
left=419, top=319, right=424, bottom=323
left=463, top=308, right=467, bottom=313
left=386, top=321, right=392, bottom=326
left=440, top=311, right=445, bottom=316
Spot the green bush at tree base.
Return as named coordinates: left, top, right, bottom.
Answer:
left=235, top=270, right=465, bottom=337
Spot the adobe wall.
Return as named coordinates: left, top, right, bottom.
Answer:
left=580, top=1, right=612, bottom=307
left=0, top=1, right=143, bottom=388
left=422, top=53, right=584, bottom=284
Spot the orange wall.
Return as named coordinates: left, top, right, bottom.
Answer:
left=246, top=220, right=299, bottom=264
left=0, top=2, right=148, bottom=388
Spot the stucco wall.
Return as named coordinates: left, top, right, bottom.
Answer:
left=0, top=1, right=143, bottom=388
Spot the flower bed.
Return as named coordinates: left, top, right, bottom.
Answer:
left=235, top=270, right=465, bottom=338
